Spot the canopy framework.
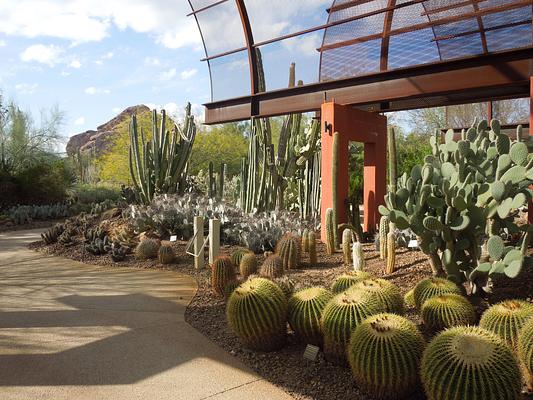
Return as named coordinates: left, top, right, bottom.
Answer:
left=188, top=0, right=533, bottom=124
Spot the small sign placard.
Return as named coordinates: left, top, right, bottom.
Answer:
left=303, top=344, right=319, bottom=362
left=170, top=235, right=177, bottom=242
left=408, top=239, right=418, bottom=249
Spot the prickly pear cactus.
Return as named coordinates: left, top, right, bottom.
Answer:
left=421, top=294, right=476, bottom=331
left=288, top=287, right=333, bottom=345
left=275, top=233, right=301, bottom=270
left=331, top=271, right=372, bottom=293
left=321, top=288, right=385, bottom=364
left=379, top=120, right=533, bottom=293
left=479, top=299, right=533, bottom=348
left=211, top=255, right=236, bottom=296
left=421, top=326, right=522, bottom=400
left=348, top=313, right=425, bottom=400
left=413, top=277, right=462, bottom=310
left=226, top=277, right=287, bottom=351
left=352, top=278, right=405, bottom=315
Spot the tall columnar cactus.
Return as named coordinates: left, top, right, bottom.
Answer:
left=352, top=278, right=405, bottom=315
left=421, top=294, right=476, bottom=331
left=385, top=231, right=396, bottom=274
left=239, top=253, right=258, bottom=278
left=348, top=314, right=425, bottom=400
left=421, top=326, right=522, bottom=400
left=129, top=104, right=196, bottom=204
left=288, top=287, right=334, bottom=345
left=479, top=299, right=533, bottom=348
left=331, top=271, right=372, bottom=293
left=342, top=229, right=352, bottom=265
left=307, top=231, right=317, bottom=265
left=260, top=254, right=284, bottom=278
left=413, top=277, right=462, bottom=310
left=352, top=241, right=365, bottom=271
left=158, top=244, right=175, bottom=264
left=518, top=318, right=533, bottom=391
left=211, top=255, right=236, bottom=296
left=321, top=288, right=385, bottom=364
left=379, top=215, right=389, bottom=260
left=226, top=277, right=288, bottom=351
left=379, top=119, right=533, bottom=292
left=325, top=208, right=335, bottom=255
left=276, top=233, right=301, bottom=270
left=332, top=131, right=340, bottom=249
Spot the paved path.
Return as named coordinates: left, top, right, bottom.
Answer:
left=0, top=229, right=292, bottom=400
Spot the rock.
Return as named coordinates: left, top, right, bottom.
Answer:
left=66, top=105, right=150, bottom=158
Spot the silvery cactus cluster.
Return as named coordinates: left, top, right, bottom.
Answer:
left=380, top=119, right=533, bottom=293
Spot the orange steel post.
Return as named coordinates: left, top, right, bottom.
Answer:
left=320, top=102, right=387, bottom=241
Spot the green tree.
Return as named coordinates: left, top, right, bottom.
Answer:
left=189, top=122, right=249, bottom=176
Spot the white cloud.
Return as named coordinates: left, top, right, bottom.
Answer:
left=85, top=86, right=110, bottom=95
left=159, top=68, right=176, bottom=81
left=68, top=59, right=82, bottom=68
left=74, top=116, right=85, bottom=125
left=0, top=1, right=201, bottom=48
left=15, top=83, right=38, bottom=94
left=20, top=44, right=63, bottom=66
left=180, top=68, right=197, bottom=80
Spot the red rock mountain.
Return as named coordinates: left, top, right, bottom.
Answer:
left=66, top=105, right=150, bottom=157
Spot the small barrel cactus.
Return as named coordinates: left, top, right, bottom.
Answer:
left=331, top=271, right=372, bottom=293
left=321, top=288, right=385, bottom=364
left=211, top=255, right=236, bottom=296
left=158, top=244, right=175, bottom=264
left=421, top=294, right=476, bottom=331
left=260, top=254, right=284, bottom=278
left=518, top=318, right=533, bottom=391
left=479, top=299, right=533, bottom=348
left=421, top=326, right=522, bottom=400
left=413, top=277, right=462, bottom=309
left=231, top=248, right=251, bottom=267
left=352, top=241, right=365, bottom=271
left=135, top=238, right=160, bottom=260
left=308, top=231, right=317, bottom=265
left=239, top=253, right=257, bottom=278
left=352, top=278, right=405, bottom=315
left=342, top=228, right=352, bottom=265
left=226, top=277, right=287, bottom=351
left=379, top=215, right=389, bottom=260
left=348, top=313, right=425, bottom=400
left=273, top=276, right=295, bottom=299
left=288, top=287, right=334, bottom=345
left=275, top=233, right=301, bottom=270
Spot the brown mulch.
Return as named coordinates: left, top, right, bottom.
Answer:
left=29, top=227, right=533, bottom=400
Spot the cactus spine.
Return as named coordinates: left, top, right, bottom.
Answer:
left=479, top=299, right=533, bottom=348
left=211, top=255, right=236, bottom=296
left=342, top=229, right=352, bottom=265
left=275, top=233, right=301, bottom=270
left=288, top=287, right=333, bottom=345
left=421, top=326, right=522, bottom=400
left=332, top=131, right=340, bottom=249
left=158, top=244, right=175, bottom=264
left=385, top=231, right=396, bottom=274
left=239, top=253, right=258, bottom=278
left=379, top=216, right=389, bottom=260
left=348, top=313, right=425, bottom=400
left=325, top=208, right=335, bottom=255
left=352, top=241, right=364, bottom=271
left=308, top=231, right=317, bottom=265
left=226, top=277, right=287, bottom=351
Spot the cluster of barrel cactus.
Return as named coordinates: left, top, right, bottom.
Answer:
left=380, top=119, right=533, bottom=293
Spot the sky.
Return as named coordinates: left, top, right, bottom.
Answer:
left=0, top=0, right=332, bottom=147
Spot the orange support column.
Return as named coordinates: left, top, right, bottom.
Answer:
left=320, top=102, right=387, bottom=242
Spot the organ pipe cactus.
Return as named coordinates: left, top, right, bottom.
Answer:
left=226, top=277, right=287, bottom=351
left=348, top=313, right=425, bottom=400
left=379, top=119, right=533, bottom=293
left=479, top=299, right=533, bottom=348
left=421, top=326, right=522, bottom=400
left=129, top=104, right=196, bottom=204
left=211, top=255, right=236, bottom=296
left=288, top=287, right=333, bottom=345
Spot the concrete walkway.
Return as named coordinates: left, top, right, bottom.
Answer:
left=0, top=229, right=292, bottom=400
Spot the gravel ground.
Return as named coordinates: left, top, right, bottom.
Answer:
left=29, top=221, right=533, bottom=400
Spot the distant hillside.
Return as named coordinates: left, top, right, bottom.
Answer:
left=66, top=105, right=150, bottom=157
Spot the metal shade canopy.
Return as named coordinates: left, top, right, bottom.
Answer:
left=188, top=0, right=533, bottom=124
